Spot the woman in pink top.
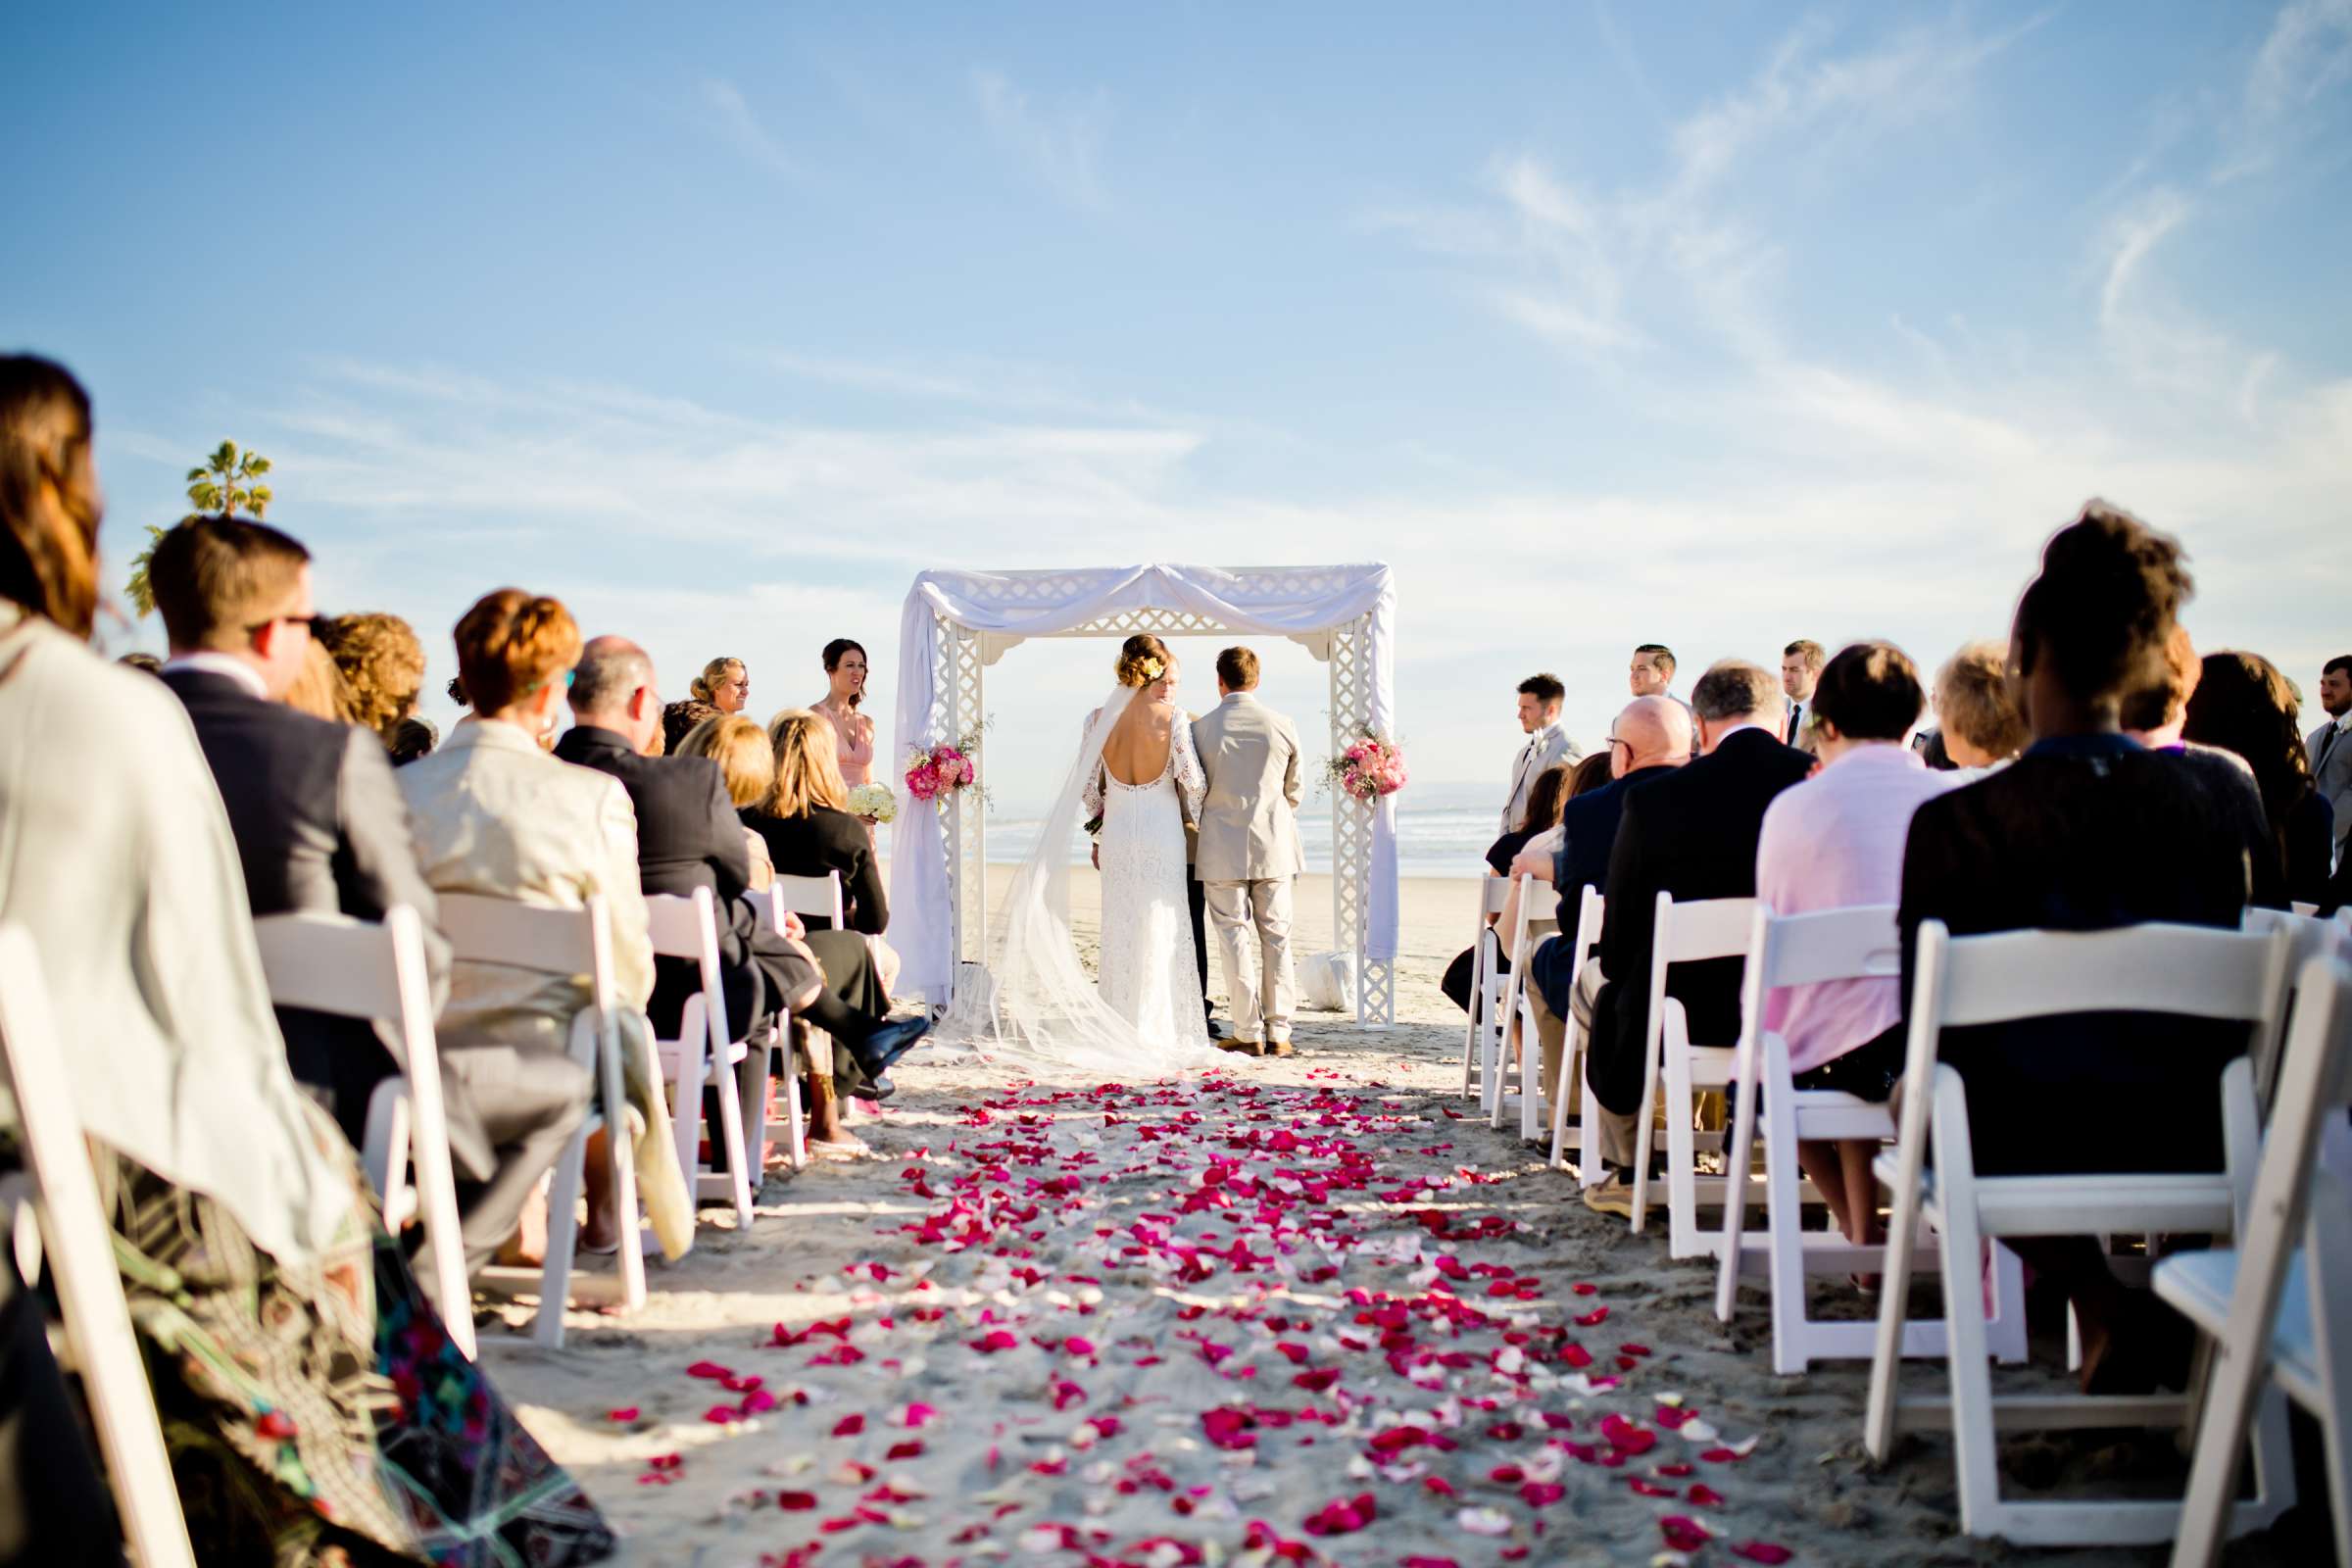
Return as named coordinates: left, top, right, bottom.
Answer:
left=1753, top=641, right=1960, bottom=1247
left=812, top=638, right=875, bottom=782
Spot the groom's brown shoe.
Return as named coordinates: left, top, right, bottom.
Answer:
left=1267, top=1037, right=1295, bottom=1057
left=1218, top=1037, right=1264, bottom=1057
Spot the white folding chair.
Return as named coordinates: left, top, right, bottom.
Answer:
left=0, top=926, right=197, bottom=1568
left=741, top=876, right=846, bottom=1171
left=436, top=893, right=644, bottom=1348
left=2160, top=954, right=2352, bottom=1568
left=1459, top=876, right=1515, bottom=1101
left=1628, top=893, right=1755, bottom=1255
left=1712, top=905, right=2024, bottom=1372
left=1545, top=885, right=1604, bottom=1173
left=1863, top=919, right=2298, bottom=1547
left=2243, top=906, right=2348, bottom=1107
left=645, top=889, right=755, bottom=1230
left=1489, top=875, right=1556, bottom=1130
left=251, top=906, right=473, bottom=1359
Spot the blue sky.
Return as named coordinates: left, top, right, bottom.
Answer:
left=8, top=2, right=2350, bottom=812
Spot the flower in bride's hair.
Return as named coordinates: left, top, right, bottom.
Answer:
left=1140, top=658, right=1164, bottom=681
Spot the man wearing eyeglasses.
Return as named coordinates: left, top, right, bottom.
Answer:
left=150, top=516, right=489, bottom=1182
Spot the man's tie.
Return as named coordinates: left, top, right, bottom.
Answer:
left=2322, top=721, right=2343, bottom=774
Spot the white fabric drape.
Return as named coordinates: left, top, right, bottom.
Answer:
left=887, top=564, right=1399, bottom=1004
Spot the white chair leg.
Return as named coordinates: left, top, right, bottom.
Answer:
left=1548, top=1018, right=1580, bottom=1172
left=1763, top=1064, right=1813, bottom=1373
left=613, top=1029, right=652, bottom=1311
left=1927, top=1076, right=2004, bottom=1539
left=1461, top=937, right=1486, bottom=1097
left=534, top=1130, right=588, bottom=1348
left=1714, top=1039, right=1762, bottom=1323
left=669, top=1005, right=709, bottom=1205
left=1631, top=1004, right=1671, bottom=1233
left=1988, top=1242, right=2028, bottom=1364
left=1865, top=1149, right=1928, bottom=1457
left=1664, top=1026, right=1699, bottom=1257
left=714, top=1050, right=754, bottom=1229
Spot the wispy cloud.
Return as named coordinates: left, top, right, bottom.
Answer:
left=971, top=68, right=1109, bottom=211
left=2247, top=0, right=2352, bottom=124
left=701, top=78, right=807, bottom=181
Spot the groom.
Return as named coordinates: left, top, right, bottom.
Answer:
left=1192, top=646, right=1305, bottom=1057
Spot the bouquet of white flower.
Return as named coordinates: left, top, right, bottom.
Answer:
left=847, top=782, right=899, bottom=824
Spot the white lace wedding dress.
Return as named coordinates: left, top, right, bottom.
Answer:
left=943, top=685, right=1220, bottom=1075
left=1085, top=705, right=1208, bottom=1050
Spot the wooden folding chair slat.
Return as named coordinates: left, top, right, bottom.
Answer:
left=645, top=888, right=755, bottom=1230
left=435, top=893, right=643, bottom=1348
left=0, top=926, right=196, bottom=1568
left=1864, top=918, right=2297, bottom=1547
left=1712, top=904, right=2024, bottom=1372
left=252, top=906, right=473, bottom=1361
left=2159, top=954, right=2352, bottom=1568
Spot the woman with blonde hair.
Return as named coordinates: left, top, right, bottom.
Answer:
left=399, top=588, right=692, bottom=1262
left=281, top=637, right=356, bottom=722
left=675, top=712, right=780, bottom=889
left=690, top=655, right=750, bottom=714
left=752, top=708, right=889, bottom=939
left=0, top=357, right=615, bottom=1563
left=318, top=611, right=427, bottom=743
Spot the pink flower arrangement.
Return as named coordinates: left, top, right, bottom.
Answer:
left=1326, top=725, right=1407, bottom=802
left=905, top=740, right=979, bottom=803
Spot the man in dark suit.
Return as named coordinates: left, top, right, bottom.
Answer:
left=147, top=515, right=517, bottom=1245
left=1507, top=695, right=1690, bottom=1137
left=555, top=638, right=926, bottom=1101
left=1578, top=661, right=1813, bottom=1214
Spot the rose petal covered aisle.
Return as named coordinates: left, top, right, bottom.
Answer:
left=480, top=1049, right=1824, bottom=1568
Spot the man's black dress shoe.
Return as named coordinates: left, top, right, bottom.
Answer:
left=849, top=1074, right=895, bottom=1102
left=851, top=1015, right=931, bottom=1081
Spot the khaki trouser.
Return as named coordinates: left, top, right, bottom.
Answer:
left=1523, top=952, right=1642, bottom=1170
left=1205, top=877, right=1296, bottom=1042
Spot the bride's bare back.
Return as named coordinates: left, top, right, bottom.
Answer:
left=1102, top=694, right=1177, bottom=786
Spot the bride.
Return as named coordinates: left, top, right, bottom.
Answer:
left=968, top=633, right=1220, bottom=1072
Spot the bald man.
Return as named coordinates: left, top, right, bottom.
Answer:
left=1505, top=696, right=1691, bottom=1135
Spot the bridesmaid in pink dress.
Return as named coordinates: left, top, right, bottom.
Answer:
left=815, top=638, right=878, bottom=829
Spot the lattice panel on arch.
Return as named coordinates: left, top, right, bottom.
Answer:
left=1044, top=608, right=1235, bottom=639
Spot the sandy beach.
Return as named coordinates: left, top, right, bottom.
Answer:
left=473, top=873, right=2313, bottom=1568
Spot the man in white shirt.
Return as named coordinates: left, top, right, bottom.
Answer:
left=1781, top=639, right=1825, bottom=755
left=2308, top=655, right=2352, bottom=859
left=1501, top=673, right=1578, bottom=833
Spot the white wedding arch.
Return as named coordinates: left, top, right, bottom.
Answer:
left=886, top=564, right=1400, bottom=1025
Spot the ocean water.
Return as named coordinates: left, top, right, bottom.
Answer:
left=981, top=801, right=1499, bottom=880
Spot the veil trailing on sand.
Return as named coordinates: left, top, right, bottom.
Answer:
left=935, top=684, right=1221, bottom=1075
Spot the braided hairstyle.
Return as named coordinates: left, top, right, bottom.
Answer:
left=2012, top=500, right=2191, bottom=709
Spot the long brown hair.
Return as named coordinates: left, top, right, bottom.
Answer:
left=0, top=356, right=101, bottom=637
left=764, top=708, right=850, bottom=817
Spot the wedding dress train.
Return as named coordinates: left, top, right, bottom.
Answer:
left=943, top=685, right=1219, bottom=1075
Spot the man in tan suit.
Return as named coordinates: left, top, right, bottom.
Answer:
left=1192, top=646, right=1305, bottom=1056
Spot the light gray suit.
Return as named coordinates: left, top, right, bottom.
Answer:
left=1192, top=692, right=1304, bottom=1043
left=2307, top=714, right=2352, bottom=855
left=1502, top=722, right=1577, bottom=833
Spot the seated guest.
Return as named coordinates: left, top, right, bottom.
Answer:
left=146, top=515, right=490, bottom=1185
left=1753, top=641, right=1959, bottom=1246
left=319, top=610, right=427, bottom=749
left=752, top=709, right=890, bottom=937
left=2122, top=625, right=2286, bottom=908
left=392, top=712, right=439, bottom=764
left=1577, top=662, right=1811, bottom=1213
left=0, top=355, right=615, bottom=1563
left=1895, top=501, right=2254, bottom=1394
left=283, top=636, right=354, bottom=721
left=662, top=696, right=721, bottom=756
left=1931, top=639, right=2027, bottom=768
left=1501, top=673, right=1578, bottom=833
left=2182, top=650, right=2335, bottom=906
left=399, top=590, right=690, bottom=1263
left=676, top=712, right=782, bottom=888
left=1442, top=760, right=1575, bottom=1013
left=554, top=641, right=923, bottom=1077
left=692, top=656, right=750, bottom=714
left=1510, top=694, right=1695, bottom=1138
